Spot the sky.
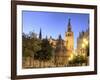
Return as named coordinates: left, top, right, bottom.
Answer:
left=22, top=11, right=89, bottom=49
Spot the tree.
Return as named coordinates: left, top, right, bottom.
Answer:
left=23, top=48, right=33, bottom=66
left=22, top=32, right=41, bottom=57
left=39, top=28, right=42, bottom=39
left=68, top=55, right=87, bottom=66
left=35, top=38, right=53, bottom=61
left=34, top=38, right=54, bottom=67
left=22, top=32, right=42, bottom=67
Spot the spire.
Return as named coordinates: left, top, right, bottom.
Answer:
left=58, top=34, right=62, bottom=41
left=50, top=36, right=52, bottom=39
left=67, top=18, right=72, bottom=32
left=39, top=28, right=42, bottom=39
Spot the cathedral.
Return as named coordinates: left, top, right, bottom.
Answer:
left=23, top=18, right=75, bottom=68
left=77, top=24, right=89, bottom=57
left=65, top=19, right=74, bottom=60
left=48, top=18, right=74, bottom=66
left=23, top=18, right=89, bottom=68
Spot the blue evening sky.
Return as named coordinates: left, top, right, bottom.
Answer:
left=22, top=11, right=89, bottom=49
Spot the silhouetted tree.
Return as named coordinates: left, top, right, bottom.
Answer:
left=39, top=28, right=42, bottom=39
left=34, top=38, right=53, bottom=61
left=68, top=55, right=87, bottom=66
left=34, top=38, right=53, bottom=67
left=22, top=32, right=42, bottom=67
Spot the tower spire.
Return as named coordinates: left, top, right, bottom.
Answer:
left=39, top=28, right=42, bottom=39
left=67, top=18, right=72, bottom=32
left=58, top=34, right=62, bottom=40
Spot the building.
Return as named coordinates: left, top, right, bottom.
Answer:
left=77, top=27, right=89, bottom=57
left=23, top=18, right=75, bottom=68
left=55, top=35, right=67, bottom=66
left=48, top=19, right=74, bottom=65
left=65, top=19, right=74, bottom=61
left=48, top=36, right=57, bottom=48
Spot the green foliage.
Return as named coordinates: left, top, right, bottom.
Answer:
left=23, top=48, right=33, bottom=57
left=22, top=32, right=53, bottom=61
left=68, top=55, right=87, bottom=65
left=74, top=55, right=86, bottom=64
left=34, top=38, right=53, bottom=61
left=22, top=32, right=41, bottom=57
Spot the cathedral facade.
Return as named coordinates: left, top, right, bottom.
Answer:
left=77, top=28, right=89, bottom=57
left=48, top=19, right=74, bottom=66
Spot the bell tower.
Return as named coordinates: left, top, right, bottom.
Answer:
left=65, top=19, right=74, bottom=59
